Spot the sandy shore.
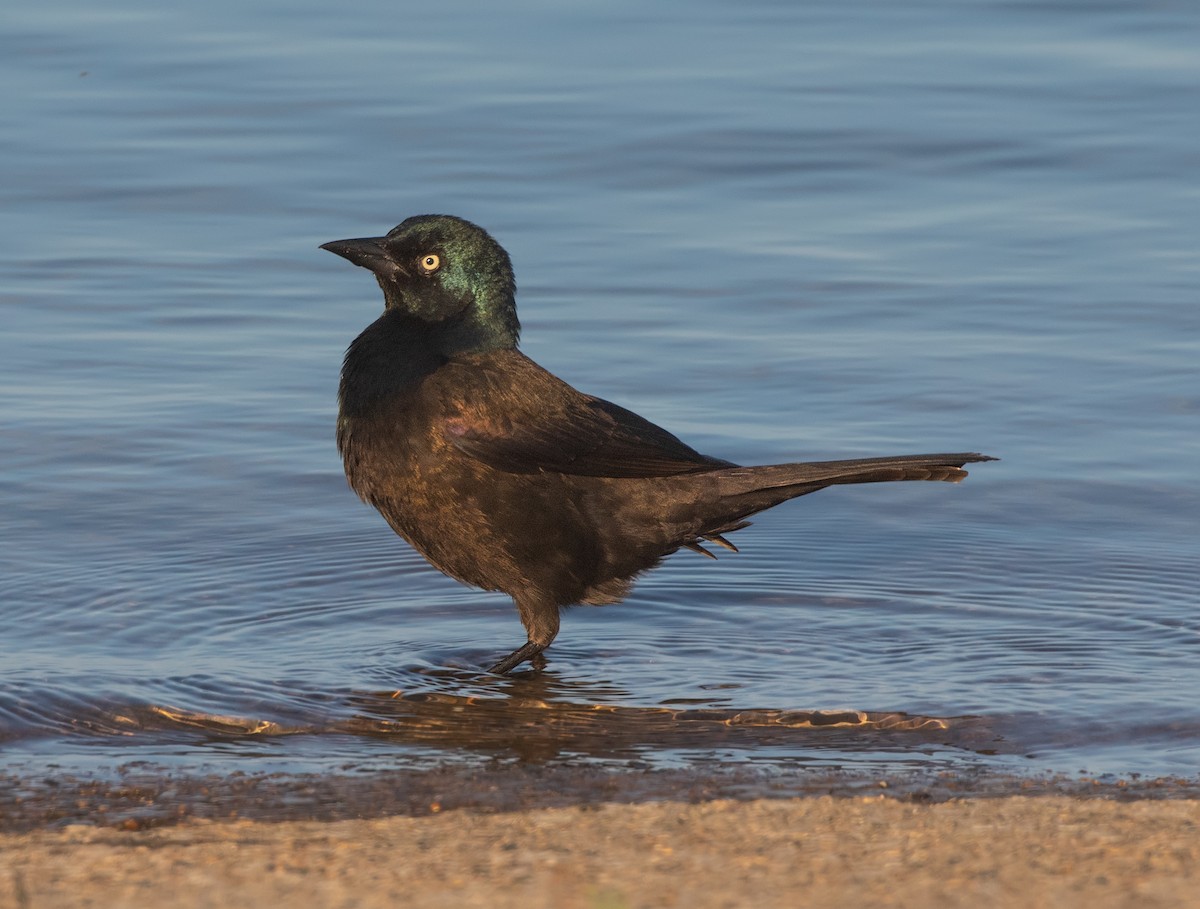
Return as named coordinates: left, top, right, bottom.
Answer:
left=4, top=793, right=1199, bottom=909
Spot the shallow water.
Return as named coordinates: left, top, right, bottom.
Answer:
left=2, top=0, right=1198, bottom=783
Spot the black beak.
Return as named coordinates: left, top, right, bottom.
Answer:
left=320, top=237, right=391, bottom=272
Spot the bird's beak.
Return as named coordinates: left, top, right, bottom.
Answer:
left=320, top=237, right=391, bottom=272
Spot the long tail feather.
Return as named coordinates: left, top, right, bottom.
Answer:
left=716, top=452, right=996, bottom=496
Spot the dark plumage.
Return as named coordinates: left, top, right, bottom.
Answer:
left=322, top=215, right=994, bottom=674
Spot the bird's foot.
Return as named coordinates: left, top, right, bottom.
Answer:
left=488, top=640, right=546, bottom=675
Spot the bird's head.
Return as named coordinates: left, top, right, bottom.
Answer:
left=321, top=214, right=519, bottom=352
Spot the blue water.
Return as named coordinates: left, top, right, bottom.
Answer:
left=2, top=0, right=1197, bottom=782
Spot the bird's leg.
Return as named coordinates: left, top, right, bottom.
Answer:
left=487, top=596, right=560, bottom=675
left=488, top=640, right=546, bottom=675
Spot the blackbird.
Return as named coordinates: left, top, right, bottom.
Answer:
left=322, top=215, right=994, bottom=674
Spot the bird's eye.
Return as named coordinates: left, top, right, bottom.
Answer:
left=418, top=254, right=441, bottom=274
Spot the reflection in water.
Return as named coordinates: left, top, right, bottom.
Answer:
left=127, top=673, right=1003, bottom=765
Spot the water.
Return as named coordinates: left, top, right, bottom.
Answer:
left=2, top=0, right=1197, bottom=784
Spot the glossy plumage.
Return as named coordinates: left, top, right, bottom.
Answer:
left=322, top=215, right=994, bottom=674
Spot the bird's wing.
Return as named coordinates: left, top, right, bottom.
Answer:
left=438, top=352, right=733, bottom=478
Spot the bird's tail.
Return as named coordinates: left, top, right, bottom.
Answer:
left=709, top=452, right=996, bottom=520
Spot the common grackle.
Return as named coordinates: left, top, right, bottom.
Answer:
left=322, top=215, right=994, bottom=675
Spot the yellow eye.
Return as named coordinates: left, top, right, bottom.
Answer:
left=418, top=253, right=441, bottom=274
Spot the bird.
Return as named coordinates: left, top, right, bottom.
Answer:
left=321, top=215, right=994, bottom=675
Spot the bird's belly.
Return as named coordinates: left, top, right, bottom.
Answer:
left=379, top=466, right=693, bottom=606
left=343, top=415, right=721, bottom=606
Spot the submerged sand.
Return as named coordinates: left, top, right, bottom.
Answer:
left=2, top=772, right=1199, bottom=909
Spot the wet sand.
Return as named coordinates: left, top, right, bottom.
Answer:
left=2, top=769, right=1198, bottom=908
left=4, top=796, right=1199, bottom=908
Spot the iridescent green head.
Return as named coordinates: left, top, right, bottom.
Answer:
left=322, top=214, right=519, bottom=352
